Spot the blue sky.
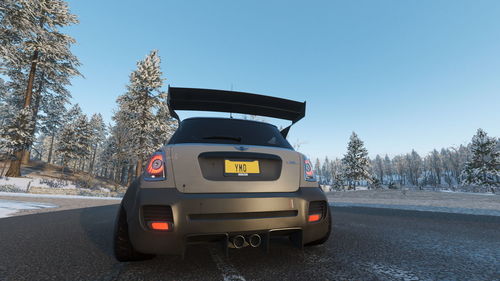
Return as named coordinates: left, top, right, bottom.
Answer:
left=65, top=0, right=500, bottom=160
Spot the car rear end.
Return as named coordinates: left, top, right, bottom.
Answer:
left=121, top=118, right=330, bottom=256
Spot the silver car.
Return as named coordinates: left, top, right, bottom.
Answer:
left=113, top=87, right=331, bottom=261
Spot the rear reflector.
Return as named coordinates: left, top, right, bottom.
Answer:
left=308, top=213, right=321, bottom=222
left=149, top=221, right=170, bottom=231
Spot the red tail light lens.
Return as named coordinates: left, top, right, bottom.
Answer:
left=144, top=151, right=166, bottom=181
left=149, top=221, right=170, bottom=231
left=304, top=158, right=316, bottom=182
left=308, top=214, right=322, bottom=222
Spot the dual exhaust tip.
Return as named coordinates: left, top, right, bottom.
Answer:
left=231, top=234, right=261, bottom=249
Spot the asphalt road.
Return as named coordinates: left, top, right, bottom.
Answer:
left=1, top=205, right=499, bottom=281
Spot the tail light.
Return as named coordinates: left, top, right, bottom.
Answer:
left=143, top=205, right=173, bottom=231
left=144, top=151, right=166, bottom=181
left=308, top=214, right=321, bottom=222
left=308, top=201, right=327, bottom=223
left=149, top=221, right=171, bottom=231
left=304, top=157, right=316, bottom=182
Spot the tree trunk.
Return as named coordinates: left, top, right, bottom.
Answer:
left=135, top=158, right=143, bottom=177
left=5, top=151, right=23, bottom=177
left=120, top=164, right=128, bottom=185
left=127, top=163, right=135, bottom=186
left=22, top=91, right=41, bottom=164
left=89, top=147, right=97, bottom=175
left=47, top=133, right=55, bottom=163
left=1, top=153, right=10, bottom=177
left=24, top=50, right=39, bottom=108
left=20, top=51, right=41, bottom=165
left=61, top=157, right=66, bottom=174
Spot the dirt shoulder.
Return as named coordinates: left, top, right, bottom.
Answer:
left=327, top=190, right=500, bottom=211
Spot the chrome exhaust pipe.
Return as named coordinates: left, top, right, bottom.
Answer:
left=232, top=235, right=246, bottom=249
left=248, top=234, right=261, bottom=248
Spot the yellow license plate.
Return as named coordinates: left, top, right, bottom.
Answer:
left=224, top=160, right=260, bottom=175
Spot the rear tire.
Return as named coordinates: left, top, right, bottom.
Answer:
left=305, top=210, right=331, bottom=246
left=113, top=205, right=155, bottom=262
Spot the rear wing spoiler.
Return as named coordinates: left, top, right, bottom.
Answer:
left=167, top=87, right=306, bottom=137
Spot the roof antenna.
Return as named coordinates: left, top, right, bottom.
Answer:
left=230, top=83, right=234, bottom=118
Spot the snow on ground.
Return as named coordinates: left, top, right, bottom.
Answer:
left=1, top=176, right=121, bottom=197
left=0, top=177, right=32, bottom=192
left=0, top=192, right=122, bottom=200
left=438, top=189, right=496, bottom=196
left=330, top=202, right=500, bottom=217
left=0, top=199, right=57, bottom=218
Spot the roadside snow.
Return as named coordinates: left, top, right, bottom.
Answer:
left=0, top=176, right=79, bottom=191
left=0, top=192, right=122, bottom=200
left=330, top=202, right=500, bottom=217
left=0, top=199, right=57, bottom=218
left=0, top=177, right=32, bottom=192
left=438, top=190, right=496, bottom=196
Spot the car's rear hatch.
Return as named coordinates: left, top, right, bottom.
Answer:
left=169, top=144, right=300, bottom=193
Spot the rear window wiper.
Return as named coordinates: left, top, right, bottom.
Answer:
left=202, top=135, right=242, bottom=142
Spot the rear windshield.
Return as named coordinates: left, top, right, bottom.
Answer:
left=168, top=118, right=293, bottom=149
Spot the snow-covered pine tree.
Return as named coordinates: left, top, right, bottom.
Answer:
left=321, top=156, right=331, bottom=184
left=56, top=121, right=78, bottom=173
left=383, top=154, right=393, bottom=184
left=428, top=149, right=442, bottom=187
left=64, top=104, right=83, bottom=124
left=0, top=108, right=35, bottom=176
left=72, top=114, right=92, bottom=171
left=88, top=113, right=106, bottom=174
left=341, top=132, right=371, bottom=190
left=393, top=155, right=406, bottom=185
left=1, top=0, right=80, bottom=171
left=373, top=154, right=384, bottom=184
left=153, top=99, right=178, bottom=147
left=108, top=110, right=135, bottom=183
left=38, top=94, right=67, bottom=163
left=405, top=150, right=422, bottom=188
left=116, top=50, right=176, bottom=177
left=96, top=135, right=117, bottom=179
left=314, top=158, right=321, bottom=183
left=330, top=158, right=345, bottom=190
left=461, top=129, right=500, bottom=190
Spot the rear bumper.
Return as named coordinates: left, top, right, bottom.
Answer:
left=123, top=186, right=330, bottom=255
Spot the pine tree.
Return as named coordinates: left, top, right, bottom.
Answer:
left=342, top=132, right=371, bottom=190
left=429, top=149, right=442, bottom=186
left=461, top=129, right=500, bottom=189
left=88, top=113, right=106, bottom=174
left=0, top=108, right=35, bottom=176
left=56, top=121, right=78, bottom=173
left=373, top=154, right=384, bottom=184
left=314, top=158, right=321, bottom=183
left=383, top=154, right=393, bottom=184
left=38, top=94, right=67, bottom=163
left=72, top=115, right=92, bottom=171
left=1, top=0, right=80, bottom=171
left=330, top=158, right=345, bottom=190
left=405, top=150, right=422, bottom=187
left=116, top=50, right=176, bottom=177
left=321, top=156, right=331, bottom=184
